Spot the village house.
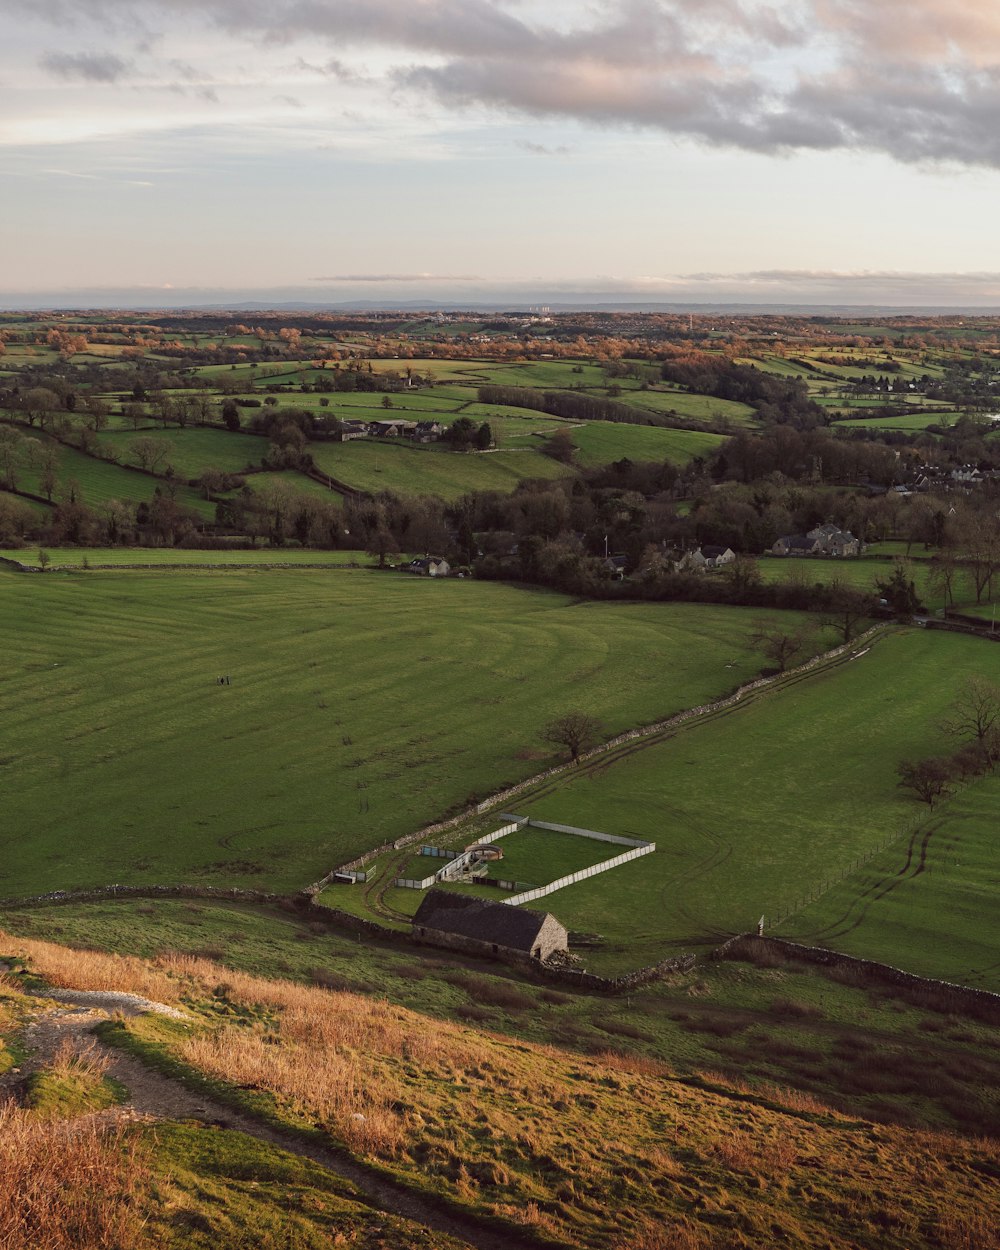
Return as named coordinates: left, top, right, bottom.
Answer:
left=772, top=524, right=860, bottom=558
left=369, top=418, right=417, bottom=438
left=677, top=545, right=737, bottom=572
left=406, top=556, right=451, bottom=577
left=412, top=890, right=568, bottom=962
left=339, top=420, right=368, bottom=441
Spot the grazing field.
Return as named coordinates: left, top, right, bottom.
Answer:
left=13, top=435, right=214, bottom=518
left=309, top=440, right=573, bottom=498
left=239, top=469, right=342, bottom=500
left=756, top=554, right=983, bottom=611
left=615, top=388, right=758, bottom=425
left=96, top=428, right=267, bottom=479
left=569, top=421, right=724, bottom=466
left=1, top=547, right=374, bottom=567
left=499, top=629, right=1000, bottom=982
left=832, top=411, right=955, bottom=432
left=782, top=773, right=1000, bottom=988
left=0, top=568, right=822, bottom=899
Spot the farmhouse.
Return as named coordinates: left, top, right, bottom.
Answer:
left=407, top=556, right=451, bottom=577
left=412, top=890, right=568, bottom=961
left=772, top=524, right=860, bottom=558
left=677, top=545, right=737, bottom=572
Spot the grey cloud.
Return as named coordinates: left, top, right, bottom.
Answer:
left=40, top=50, right=132, bottom=82
left=19, top=1, right=1000, bottom=168
left=517, top=140, right=573, bottom=155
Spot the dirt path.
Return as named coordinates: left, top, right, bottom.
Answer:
left=1, top=986, right=554, bottom=1250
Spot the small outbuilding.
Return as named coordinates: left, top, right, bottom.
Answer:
left=412, top=890, right=567, bottom=962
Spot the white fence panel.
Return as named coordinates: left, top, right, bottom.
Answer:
left=522, top=819, right=650, bottom=848
left=504, top=842, right=655, bottom=906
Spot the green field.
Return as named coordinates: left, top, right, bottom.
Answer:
left=756, top=554, right=983, bottom=611
left=833, top=411, right=955, bottom=433
left=616, top=389, right=758, bottom=425
left=13, top=435, right=214, bottom=518
left=0, top=569, right=822, bottom=900
left=782, top=773, right=1000, bottom=987
left=492, top=629, right=1000, bottom=983
left=0, top=547, right=374, bottom=567
left=569, top=422, right=724, bottom=466
left=240, top=470, right=342, bottom=501
left=309, top=440, right=573, bottom=498
left=96, top=428, right=267, bottom=479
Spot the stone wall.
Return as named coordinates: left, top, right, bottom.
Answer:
left=715, top=934, right=1000, bottom=1023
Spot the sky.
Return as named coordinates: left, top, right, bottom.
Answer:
left=4, top=0, right=1000, bottom=308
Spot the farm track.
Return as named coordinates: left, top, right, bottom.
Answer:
left=796, top=818, right=947, bottom=944
left=0, top=981, right=551, bottom=1250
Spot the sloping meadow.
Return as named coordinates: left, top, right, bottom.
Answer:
left=4, top=928, right=997, bottom=1250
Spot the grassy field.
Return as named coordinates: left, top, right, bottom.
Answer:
left=782, top=772, right=1000, bottom=987
left=756, top=554, right=984, bottom=611
left=13, top=436, right=214, bottom=518
left=832, top=411, right=955, bottom=432
left=569, top=422, right=724, bottom=466
left=478, top=629, right=1000, bottom=982
left=616, top=388, right=758, bottom=425
left=0, top=568, right=823, bottom=899
left=96, top=428, right=267, bottom=479
left=0, top=547, right=375, bottom=567
left=240, top=469, right=342, bottom=501
left=309, top=440, right=573, bottom=498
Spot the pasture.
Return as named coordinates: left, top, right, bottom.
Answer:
left=0, top=547, right=373, bottom=567
left=13, top=435, right=214, bottom=518
left=95, top=428, right=267, bottom=479
left=755, top=554, right=983, bottom=611
left=0, top=568, right=818, bottom=900
left=782, top=773, right=1000, bottom=988
left=308, top=440, right=574, bottom=499
left=491, top=629, right=1000, bottom=983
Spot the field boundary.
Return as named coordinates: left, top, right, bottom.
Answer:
left=714, top=933, right=1000, bottom=1022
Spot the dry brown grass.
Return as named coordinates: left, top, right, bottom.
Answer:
left=0, top=929, right=180, bottom=1002
left=0, top=1103, right=146, bottom=1250
left=8, top=927, right=1000, bottom=1250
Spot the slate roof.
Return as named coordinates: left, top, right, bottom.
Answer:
left=413, top=889, right=553, bottom=952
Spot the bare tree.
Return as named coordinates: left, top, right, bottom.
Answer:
left=941, top=676, right=1000, bottom=765
left=896, top=758, right=953, bottom=808
left=129, top=436, right=169, bottom=474
left=541, top=711, right=604, bottom=763
left=0, top=426, right=24, bottom=490
left=749, top=620, right=812, bottom=673
left=821, top=580, right=872, bottom=644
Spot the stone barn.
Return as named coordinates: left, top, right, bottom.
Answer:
left=412, top=890, right=568, bottom=962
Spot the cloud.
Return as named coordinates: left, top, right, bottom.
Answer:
left=517, top=140, right=573, bottom=155
left=312, top=273, right=483, bottom=282
left=40, top=50, right=132, bottom=83
left=14, top=1, right=1000, bottom=168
